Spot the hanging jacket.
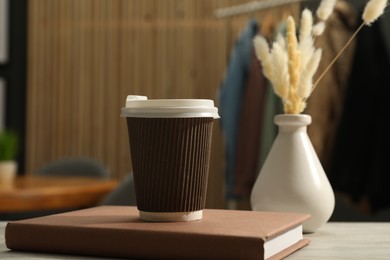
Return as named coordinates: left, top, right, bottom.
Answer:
left=330, top=14, right=390, bottom=212
left=305, top=0, right=357, bottom=173
left=219, top=19, right=258, bottom=200
left=232, top=50, right=266, bottom=199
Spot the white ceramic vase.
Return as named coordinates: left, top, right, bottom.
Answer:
left=250, top=114, right=335, bottom=233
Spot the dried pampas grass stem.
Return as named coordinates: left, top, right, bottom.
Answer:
left=312, top=22, right=365, bottom=91
left=313, top=0, right=388, bottom=91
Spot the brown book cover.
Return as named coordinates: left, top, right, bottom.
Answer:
left=5, top=206, right=310, bottom=259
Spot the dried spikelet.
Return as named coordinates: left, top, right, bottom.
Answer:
left=299, top=10, right=315, bottom=75
left=253, top=36, right=270, bottom=61
left=312, top=0, right=337, bottom=37
left=299, top=45, right=314, bottom=74
left=270, top=42, right=289, bottom=100
left=299, top=9, right=313, bottom=42
left=286, top=16, right=300, bottom=114
left=253, top=36, right=274, bottom=80
left=306, top=49, right=322, bottom=86
left=363, top=0, right=388, bottom=25
left=286, top=16, right=300, bottom=89
left=274, top=36, right=289, bottom=96
left=299, top=49, right=322, bottom=99
left=312, top=21, right=326, bottom=36
left=298, top=80, right=312, bottom=103
left=316, top=0, right=337, bottom=21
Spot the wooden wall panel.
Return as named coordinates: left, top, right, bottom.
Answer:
left=26, top=0, right=300, bottom=209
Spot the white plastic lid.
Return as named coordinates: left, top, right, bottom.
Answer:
left=121, top=95, right=219, bottom=118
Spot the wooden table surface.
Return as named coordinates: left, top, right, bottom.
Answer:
left=0, top=175, right=118, bottom=213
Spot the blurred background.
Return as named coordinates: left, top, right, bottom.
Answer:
left=1, top=0, right=389, bottom=220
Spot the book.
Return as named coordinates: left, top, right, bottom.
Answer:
left=5, top=206, right=310, bottom=259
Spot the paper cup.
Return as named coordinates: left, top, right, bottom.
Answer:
left=121, top=96, right=219, bottom=222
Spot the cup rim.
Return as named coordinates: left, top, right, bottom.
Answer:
left=121, top=96, right=220, bottom=118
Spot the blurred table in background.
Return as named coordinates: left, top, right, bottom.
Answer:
left=0, top=175, right=118, bottom=214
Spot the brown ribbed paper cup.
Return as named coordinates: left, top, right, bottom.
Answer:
left=121, top=96, right=219, bottom=222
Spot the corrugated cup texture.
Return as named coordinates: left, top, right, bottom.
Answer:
left=127, top=117, right=214, bottom=213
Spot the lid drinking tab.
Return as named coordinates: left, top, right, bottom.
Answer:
left=126, top=95, right=148, bottom=107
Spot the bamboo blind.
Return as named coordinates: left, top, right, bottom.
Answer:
left=26, top=0, right=300, bottom=209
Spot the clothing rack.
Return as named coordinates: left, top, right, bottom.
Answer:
left=214, top=0, right=306, bottom=19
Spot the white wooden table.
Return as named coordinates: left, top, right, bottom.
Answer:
left=1, top=221, right=390, bottom=259
left=288, top=222, right=390, bottom=259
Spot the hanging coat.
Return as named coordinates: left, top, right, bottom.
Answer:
left=219, top=19, right=258, bottom=200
